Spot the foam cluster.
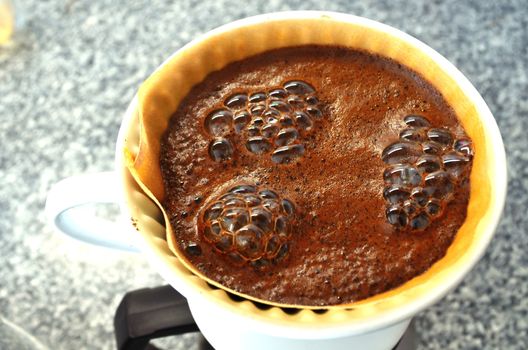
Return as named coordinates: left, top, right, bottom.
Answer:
left=382, top=115, right=473, bottom=231
left=199, top=184, right=296, bottom=268
left=204, top=81, right=323, bottom=164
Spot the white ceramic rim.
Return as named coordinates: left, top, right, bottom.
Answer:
left=115, top=11, right=507, bottom=339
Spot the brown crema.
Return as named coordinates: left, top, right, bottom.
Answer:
left=160, top=45, right=470, bottom=306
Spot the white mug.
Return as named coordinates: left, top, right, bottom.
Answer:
left=45, top=11, right=507, bottom=350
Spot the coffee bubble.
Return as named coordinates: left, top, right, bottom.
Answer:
left=221, top=208, right=249, bottom=231
left=411, top=187, right=428, bottom=207
left=382, top=141, right=422, bottom=164
left=294, top=111, right=313, bottom=130
left=205, top=109, right=233, bottom=136
left=305, top=96, right=319, bottom=105
left=287, top=95, right=305, bottom=109
left=233, top=111, right=250, bottom=133
left=442, top=152, right=470, bottom=179
left=425, top=199, right=443, bottom=219
left=422, top=141, right=443, bottom=155
left=424, top=171, right=454, bottom=199
left=383, top=186, right=411, bottom=204
left=202, top=226, right=216, bottom=242
left=199, top=184, right=297, bottom=265
left=269, top=100, right=292, bottom=113
left=251, top=208, right=273, bottom=232
left=404, top=115, right=431, bottom=128
left=280, top=115, right=295, bottom=127
left=247, top=125, right=261, bottom=137
left=306, top=106, right=323, bottom=119
left=281, top=199, right=295, bottom=216
left=250, top=258, right=272, bottom=269
left=275, top=127, right=299, bottom=146
left=284, top=80, right=315, bottom=95
left=275, top=243, right=289, bottom=261
left=209, top=138, right=233, bottom=162
left=246, top=136, right=272, bottom=154
left=269, top=88, right=288, bottom=99
left=416, top=155, right=442, bottom=174
left=275, top=216, right=289, bottom=236
left=382, top=115, right=473, bottom=231
left=262, top=124, right=280, bottom=139
left=219, top=192, right=237, bottom=201
left=215, top=235, right=234, bottom=253
left=204, top=202, right=223, bottom=220
left=264, top=109, right=280, bottom=122
left=203, top=221, right=222, bottom=243
left=271, top=144, right=305, bottom=164
left=225, top=93, right=248, bottom=109
left=259, top=189, right=279, bottom=199
left=454, top=138, right=473, bottom=158
left=262, top=199, right=281, bottom=213
left=184, top=242, right=202, bottom=256
left=251, top=104, right=266, bottom=116
left=383, top=164, right=422, bottom=186
left=403, top=200, right=420, bottom=216
left=205, top=80, right=322, bottom=165
left=386, top=205, right=408, bottom=228
left=427, top=128, right=453, bottom=147
left=229, top=184, right=257, bottom=194
left=265, top=235, right=281, bottom=256
left=409, top=213, right=430, bottom=231
left=224, top=197, right=246, bottom=208
left=249, top=92, right=267, bottom=103
left=252, top=117, right=264, bottom=126
left=243, top=194, right=261, bottom=207
left=400, top=128, right=427, bottom=142
left=267, top=117, right=280, bottom=125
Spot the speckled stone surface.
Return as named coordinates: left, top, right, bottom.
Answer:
left=0, top=0, right=526, bottom=349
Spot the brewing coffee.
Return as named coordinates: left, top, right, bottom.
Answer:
left=159, top=45, right=473, bottom=306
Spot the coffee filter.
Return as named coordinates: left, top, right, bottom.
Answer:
left=123, top=12, right=501, bottom=312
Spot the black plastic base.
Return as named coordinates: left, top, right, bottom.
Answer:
left=114, top=285, right=415, bottom=350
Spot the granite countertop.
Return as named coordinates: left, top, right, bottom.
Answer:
left=0, top=0, right=526, bottom=349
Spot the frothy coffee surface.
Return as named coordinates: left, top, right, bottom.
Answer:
left=160, top=45, right=472, bottom=306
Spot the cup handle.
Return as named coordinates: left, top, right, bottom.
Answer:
left=45, top=171, right=139, bottom=252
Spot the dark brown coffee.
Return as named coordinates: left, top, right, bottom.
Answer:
left=160, top=45, right=472, bottom=306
